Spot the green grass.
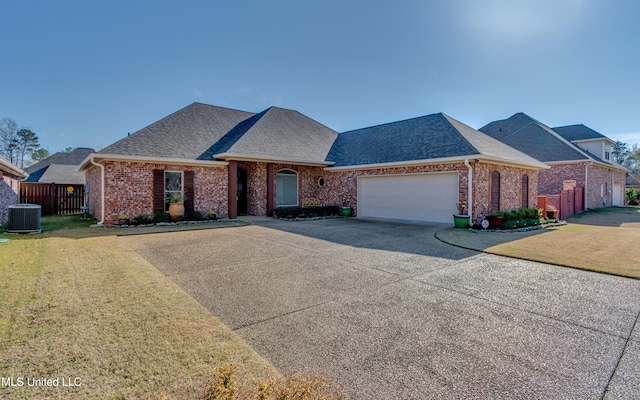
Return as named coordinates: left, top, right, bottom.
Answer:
left=0, top=233, right=278, bottom=399
left=1, top=214, right=250, bottom=240
left=436, top=207, right=640, bottom=279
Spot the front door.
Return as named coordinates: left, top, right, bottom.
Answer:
left=237, top=168, right=248, bottom=215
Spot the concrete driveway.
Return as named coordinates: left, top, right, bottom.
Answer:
left=122, top=218, right=640, bottom=399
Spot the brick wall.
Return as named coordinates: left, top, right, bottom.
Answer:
left=586, top=165, right=626, bottom=208
left=472, top=163, right=539, bottom=222
left=87, top=161, right=228, bottom=224
left=86, top=165, right=102, bottom=221
left=539, top=164, right=586, bottom=195
left=0, top=175, right=20, bottom=225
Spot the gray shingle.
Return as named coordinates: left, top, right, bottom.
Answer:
left=100, top=103, right=254, bottom=160
left=327, top=113, right=544, bottom=168
left=25, top=147, right=94, bottom=174
left=552, top=124, right=609, bottom=142
left=479, top=113, right=588, bottom=162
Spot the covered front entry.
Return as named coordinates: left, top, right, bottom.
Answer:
left=357, top=172, right=459, bottom=224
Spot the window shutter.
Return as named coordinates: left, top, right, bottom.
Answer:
left=491, top=171, right=500, bottom=213
left=521, top=175, right=529, bottom=209
left=184, top=171, right=194, bottom=213
left=153, top=169, right=165, bottom=212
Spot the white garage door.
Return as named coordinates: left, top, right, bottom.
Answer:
left=613, top=184, right=624, bottom=206
left=357, top=172, right=459, bottom=224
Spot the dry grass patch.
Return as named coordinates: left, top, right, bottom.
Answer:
left=436, top=207, right=640, bottom=279
left=0, top=235, right=278, bottom=399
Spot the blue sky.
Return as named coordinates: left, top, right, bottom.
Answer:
left=2, top=0, right=639, bottom=154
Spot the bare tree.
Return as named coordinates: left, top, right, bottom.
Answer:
left=0, top=117, right=19, bottom=163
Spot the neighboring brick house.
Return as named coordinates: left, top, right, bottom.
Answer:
left=78, top=103, right=547, bottom=225
left=0, top=156, right=27, bottom=225
left=480, top=113, right=628, bottom=208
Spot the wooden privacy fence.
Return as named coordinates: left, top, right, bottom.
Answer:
left=19, top=183, right=86, bottom=215
left=537, top=187, right=584, bottom=219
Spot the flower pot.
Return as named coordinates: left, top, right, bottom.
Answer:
left=340, top=207, right=353, bottom=217
left=546, top=210, right=559, bottom=220
left=486, top=215, right=502, bottom=228
left=453, top=214, right=470, bottom=228
left=169, top=202, right=185, bottom=221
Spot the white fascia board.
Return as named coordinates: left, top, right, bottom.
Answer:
left=78, top=153, right=229, bottom=171
left=545, top=159, right=629, bottom=172
left=213, top=152, right=335, bottom=167
left=0, top=157, right=27, bottom=178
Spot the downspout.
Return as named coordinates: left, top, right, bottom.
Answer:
left=464, top=159, right=473, bottom=225
left=89, top=157, right=105, bottom=225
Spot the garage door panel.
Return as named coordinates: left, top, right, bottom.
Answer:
left=358, top=173, right=459, bottom=224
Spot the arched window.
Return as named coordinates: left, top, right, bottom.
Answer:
left=276, top=169, right=298, bottom=206
left=491, top=171, right=500, bottom=213
left=521, top=175, right=529, bottom=208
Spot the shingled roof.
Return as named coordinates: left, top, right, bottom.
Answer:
left=24, top=147, right=94, bottom=183
left=326, top=113, right=547, bottom=168
left=479, top=113, right=589, bottom=163
left=97, top=103, right=338, bottom=165
left=99, top=103, right=255, bottom=160
left=552, top=124, right=611, bottom=142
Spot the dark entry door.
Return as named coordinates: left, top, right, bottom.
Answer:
left=237, top=168, right=248, bottom=215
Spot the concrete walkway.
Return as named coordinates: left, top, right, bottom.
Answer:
left=122, top=218, right=640, bottom=399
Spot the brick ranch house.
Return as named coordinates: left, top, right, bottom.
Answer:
left=0, top=156, right=28, bottom=226
left=78, top=102, right=548, bottom=226
left=480, top=113, right=628, bottom=208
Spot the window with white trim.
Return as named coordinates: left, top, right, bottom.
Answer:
left=164, top=171, right=183, bottom=211
left=276, top=169, right=298, bottom=206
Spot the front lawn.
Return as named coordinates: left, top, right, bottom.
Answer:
left=436, top=207, right=640, bottom=279
left=0, top=233, right=278, bottom=399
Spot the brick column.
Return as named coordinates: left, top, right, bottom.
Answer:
left=266, top=163, right=275, bottom=216
left=228, top=160, right=237, bottom=219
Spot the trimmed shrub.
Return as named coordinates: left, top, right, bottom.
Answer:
left=153, top=211, right=171, bottom=223
left=498, top=208, right=542, bottom=229
left=133, top=214, right=154, bottom=225
left=273, top=206, right=340, bottom=219
left=185, top=210, right=205, bottom=221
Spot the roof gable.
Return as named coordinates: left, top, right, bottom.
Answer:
left=480, top=113, right=588, bottom=162
left=216, top=106, right=339, bottom=163
left=100, top=103, right=255, bottom=160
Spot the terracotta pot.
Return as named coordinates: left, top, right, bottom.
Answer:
left=168, top=202, right=185, bottom=221
left=546, top=210, right=559, bottom=220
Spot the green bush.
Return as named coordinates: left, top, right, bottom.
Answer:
left=153, top=211, right=171, bottom=223
left=627, top=188, right=640, bottom=205
left=185, top=210, right=205, bottom=221
left=497, top=208, right=542, bottom=229
left=273, top=206, right=340, bottom=218
left=133, top=214, right=154, bottom=225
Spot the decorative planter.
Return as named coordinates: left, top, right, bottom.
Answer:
left=340, top=207, right=353, bottom=217
left=453, top=214, right=470, bottom=228
left=169, top=202, right=185, bottom=221
left=546, top=210, right=559, bottom=220
left=486, top=215, right=503, bottom=229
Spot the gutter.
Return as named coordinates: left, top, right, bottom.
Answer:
left=89, top=157, right=105, bottom=225
left=584, top=163, right=589, bottom=209
left=464, top=159, right=473, bottom=224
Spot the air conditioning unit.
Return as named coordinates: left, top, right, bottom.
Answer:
left=7, top=204, right=41, bottom=233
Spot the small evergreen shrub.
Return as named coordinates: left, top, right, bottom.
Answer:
left=185, top=210, right=205, bottom=221
left=498, top=208, right=542, bottom=229
left=133, top=214, right=154, bottom=225
left=153, top=211, right=171, bottom=223
left=273, top=206, right=340, bottom=218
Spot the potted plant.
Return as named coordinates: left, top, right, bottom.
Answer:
left=453, top=200, right=470, bottom=228
left=118, top=213, right=129, bottom=225
left=208, top=210, right=218, bottom=220
left=167, top=192, right=186, bottom=221
left=486, top=211, right=503, bottom=229
left=546, top=204, right=559, bottom=220
left=340, top=194, right=352, bottom=217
